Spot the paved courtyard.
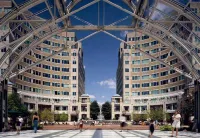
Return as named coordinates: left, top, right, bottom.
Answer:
left=0, top=130, right=200, bottom=138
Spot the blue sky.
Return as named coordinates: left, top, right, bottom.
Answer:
left=70, top=0, right=132, bottom=103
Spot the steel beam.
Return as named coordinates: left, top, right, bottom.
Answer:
left=8, top=31, right=100, bottom=79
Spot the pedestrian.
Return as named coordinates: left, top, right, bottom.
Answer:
left=119, top=114, right=126, bottom=132
left=18, top=116, right=23, bottom=127
left=16, top=118, right=21, bottom=135
left=149, top=120, right=155, bottom=138
left=171, top=110, right=181, bottom=137
left=32, top=112, right=39, bottom=133
left=79, top=119, right=83, bottom=132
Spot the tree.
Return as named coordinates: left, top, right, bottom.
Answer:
left=90, top=100, right=100, bottom=120
left=140, top=114, right=147, bottom=121
left=60, top=113, right=68, bottom=122
left=54, top=114, right=60, bottom=122
left=8, top=92, right=29, bottom=116
left=102, top=101, right=111, bottom=120
left=149, top=108, right=165, bottom=122
left=41, top=108, right=54, bottom=122
left=132, top=113, right=141, bottom=122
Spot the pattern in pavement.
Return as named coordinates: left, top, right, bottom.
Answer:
left=0, top=130, right=200, bottom=138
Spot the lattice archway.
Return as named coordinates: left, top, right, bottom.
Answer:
left=0, top=0, right=200, bottom=80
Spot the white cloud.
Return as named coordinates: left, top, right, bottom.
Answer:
left=101, top=96, right=105, bottom=98
left=120, top=30, right=129, bottom=38
left=84, top=65, right=86, bottom=69
left=89, top=95, right=95, bottom=99
left=97, top=78, right=116, bottom=89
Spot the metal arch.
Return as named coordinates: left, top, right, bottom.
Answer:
left=0, top=0, right=100, bottom=69
left=8, top=31, right=100, bottom=79
left=2, top=27, right=66, bottom=79
left=104, top=0, right=200, bottom=75
left=160, top=0, right=200, bottom=27
left=0, top=0, right=46, bottom=28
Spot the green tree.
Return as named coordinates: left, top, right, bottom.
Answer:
left=149, top=108, right=165, bottom=122
left=102, top=101, right=111, bottom=120
left=60, top=113, right=68, bottom=122
left=132, top=113, right=141, bottom=122
left=54, top=114, right=60, bottom=122
left=8, top=92, right=29, bottom=116
left=41, top=108, right=54, bottom=122
left=140, top=114, right=147, bottom=121
left=90, top=100, right=100, bottom=120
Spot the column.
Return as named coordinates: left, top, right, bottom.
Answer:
left=35, top=98, right=38, bottom=111
left=27, top=104, right=30, bottom=110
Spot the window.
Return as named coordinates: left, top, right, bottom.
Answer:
left=160, top=71, right=168, bottom=76
left=170, top=87, right=177, bottom=92
left=142, top=91, right=149, bottom=95
left=73, top=84, right=76, bottom=88
left=132, top=92, right=140, bottom=96
left=62, top=106, right=68, bottom=111
left=62, top=76, right=69, bottom=80
left=1, top=48, right=6, bottom=52
left=52, top=66, right=60, bottom=71
left=43, top=73, right=50, bottom=78
left=125, top=92, right=129, bottom=96
left=72, top=52, right=77, bottom=56
left=125, top=68, right=129, bottom=72
left=151, top=65, right=159, bottom=70
left=161, top=80, right=168, bottom=85
left=73, top=92, right=76, bottom=96
left=161, top=53, right=168, bottom=59
left=161, top=64, right=166, bottom=68
left=132, top=52, right=140, bottom=56
left=179, top=75, right=185, bottom=80
left=62, top=68, right=69, bottom=72
left=33, top=79, right=41, bottom=84
left=62, top=60, right=69, bottom=64
left=52, top=58, right=60, bottom=63
left=132, top=76, right=140, bottom=80
left=151, top=41, right=158, bottom=45
left=142, top=75, right=149, bottom=80
left=161, top=88, right=168, bottom=93
left=62, top=52, right=69, bottom=56
left=151, top=48, right=159, bottom=53
left=33, top=70, right=41, bottom=76
left=170, top=51, right=174, bottom=56
left=151, top=82, right=159, bottom=86
left=125, top=76, right=129, bottom=80
left=151, top=90, right=159, bottom=95
left=142, top=83, right=149, bottom=87
left=125, top=84, right=129, bottom=88
left=43, top=48, right=51, bottom=53
left=132, top=84, right=140, bottom=88
left=125, top=61, right=129, bottom=64
left=43, top=64, right=50, bottom=70
left=73, top=76, right=77, bottom=80
left=43, top=81, right=51, bottom=86
left=170, top=70, right=176, bottom=74
left=142, top=67, right=149, bottom=71
left=73, top=68, right=77, bottom=72
left=132, top=68, right=140, bottom=72
left=52, top=83, right=60, bottom=87
left=54, top=91, right=60, bottom=95
left=24, top=76, right=31, bottom=82
left=124, top=53, right=129, bottom=56
left=63, top=91, right=69, bottom=95
left=52, top=74, right=60, bottom=79
left=62, top=84, right=69, bottom=88
left=142, top=59, right=149, bottom=64
left=132, top=60, right=140, bottom=64
left=170, top=77, right=177, bottom=82
left=73, top=60, right=76, bottom=64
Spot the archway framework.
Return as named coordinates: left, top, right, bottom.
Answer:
left=0, top=0, right=200, bottom=81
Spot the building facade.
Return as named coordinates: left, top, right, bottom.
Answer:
left=9, top=31, right=90, bottom=121
left=0, top=0, right=12, bottom=131
left=113, top=32, right=186, bottom=120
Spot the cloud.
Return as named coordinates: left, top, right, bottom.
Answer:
left=97, top=78, right=116, bottom=89
left=101, top=96, right=105, bottom=98
left=84, top=65, right=86, bottom=69
left=120, top=30, right=129, bottom=38
left=88, top=95, right=95, bottom=99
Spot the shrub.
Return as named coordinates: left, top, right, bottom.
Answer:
left=160, top=125, right=173, bottom=131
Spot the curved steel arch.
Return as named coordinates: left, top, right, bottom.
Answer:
left=0, top=0, right=200, bottom=80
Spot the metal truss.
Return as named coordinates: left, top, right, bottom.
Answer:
left=0, top=0, right=200, bottom=80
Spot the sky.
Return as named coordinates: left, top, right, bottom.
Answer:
left=70, top=0, right=132, bottom=103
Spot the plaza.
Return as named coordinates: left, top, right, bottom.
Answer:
left=0, top=130, right=200, bottom=138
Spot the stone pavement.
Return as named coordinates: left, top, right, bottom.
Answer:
left=0, top=130, right=200, bottom=138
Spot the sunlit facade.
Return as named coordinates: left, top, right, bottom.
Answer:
left=113, top=32, right=186, bottom=120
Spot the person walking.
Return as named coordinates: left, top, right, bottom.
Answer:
left=32, top=112, right=39, bottom=133
left=79, top=119, right=83, bottom=132
left=16, top=118, right=21, bottom=135
left=149, top=120, right=155, bottom=138
left=171, top=111, right=181, bottom=137
left=18, top=116, right=23, bottom=128
left=119, top=114, right=126, bottom=132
